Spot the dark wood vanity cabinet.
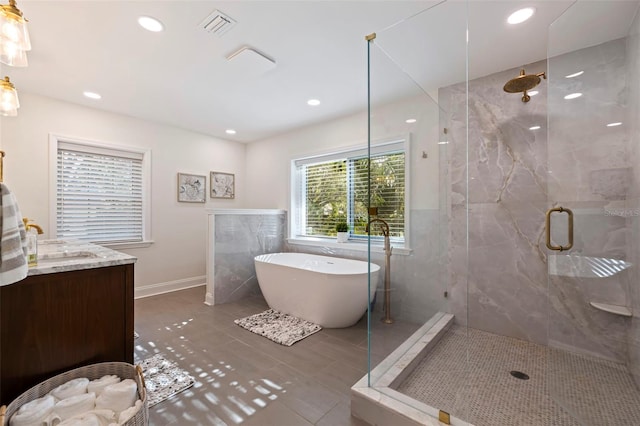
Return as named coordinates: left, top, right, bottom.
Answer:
left=0, top=263, right=134, bottom=405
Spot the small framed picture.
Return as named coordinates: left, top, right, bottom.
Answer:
left=177, top=173, right=206, bottom=203
left=210, top=171, right=235, bottom=199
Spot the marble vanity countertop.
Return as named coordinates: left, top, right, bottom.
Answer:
left=28, top=239, right=137, bottom=276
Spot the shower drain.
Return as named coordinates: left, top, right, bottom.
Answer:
left=510, top=370, right=530, bottom=380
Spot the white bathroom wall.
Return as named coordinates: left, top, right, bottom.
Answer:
left=1, top=93, right=246, bottom=295
left=245, top=95, right=440, bottom=211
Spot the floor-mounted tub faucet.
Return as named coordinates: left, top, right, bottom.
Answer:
left=366, top=218, right=393, bottom=324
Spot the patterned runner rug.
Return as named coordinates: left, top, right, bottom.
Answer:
left=139, top=354, right=195, bottom=407
left=234, top=309, right=322, bottom=346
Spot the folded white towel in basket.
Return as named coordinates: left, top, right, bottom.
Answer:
left=95, top=379, right=137, bottom=415
left=0, top=183, right=28, bottom=287
left=57, top=414, right=101, bottom=426
left=116, top=400, right=142, bottom=425
left=54, top=392, right=96, bottom=421
left=56, top=409, right=116, bottom=426
left=50, top=378, right=90, bottom=401
left=87, top=376, right=121, bottom=397
left=9, top=394, right=55, bottom=426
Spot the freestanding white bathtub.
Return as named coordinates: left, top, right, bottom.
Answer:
left=254, top=252, right=380, bottom=328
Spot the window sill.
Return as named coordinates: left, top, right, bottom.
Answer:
left=101, top=240, right=155, bottom=250
left=287, top=238, right=412, bottom=256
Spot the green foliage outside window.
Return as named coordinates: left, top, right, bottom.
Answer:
left=303, top=152, right=404, bottom=239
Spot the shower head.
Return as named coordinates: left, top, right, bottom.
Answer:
left=503, top=69, right=546, bottom=102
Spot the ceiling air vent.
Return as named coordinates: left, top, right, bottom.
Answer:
left=200, top=10, right=236, bottom=37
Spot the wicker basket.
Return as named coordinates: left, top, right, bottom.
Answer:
left=0, top=362, right=148, bottom=426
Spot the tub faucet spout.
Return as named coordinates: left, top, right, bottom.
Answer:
left=366, top=218, right=393, bottom=324
left=365, top=218, right=391, bottom=252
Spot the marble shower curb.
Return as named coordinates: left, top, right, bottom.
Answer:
left=351, top=312, right=473, bottom=426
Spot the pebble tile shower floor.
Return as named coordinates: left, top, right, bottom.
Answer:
left=397, top=325, right=640, bottom=425
left=134, top=286, right=420, bottom=426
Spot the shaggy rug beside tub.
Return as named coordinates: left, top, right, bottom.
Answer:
left=234, top=309, right=322, bottom=346
left=139, top=354, right=195, bottom=407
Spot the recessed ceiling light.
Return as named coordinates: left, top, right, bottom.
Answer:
left=138, top=16, right=164, bottom=32
left=307, top=99, right=321, bottom=106
left=528, top=90, right=539, bottom=96
left=565, top=71, right=584, bottom=78
left=606, top=122, right=622, bottom=127
left=83, top=91, right=101, bottom=100
left=405, top=118, right=417, bottom=124
left=529, top=126, right=541, bottom=130
left=225, top=129, right=237, bottom=135
left=564, top=93, right=582, bottom=100
left=507, top=7, right=535, bottom=25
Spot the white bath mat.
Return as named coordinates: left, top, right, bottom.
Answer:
left=139, top=354, right=195, bottom=407
left=234, top=309, right=322, bottom=346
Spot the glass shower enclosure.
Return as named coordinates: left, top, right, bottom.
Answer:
left=355, top=1, right=640, bottom=425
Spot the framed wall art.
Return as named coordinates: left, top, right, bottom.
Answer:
left=177, top=173, right=206, bottom=203
left=210, top=171, right=235, bottom=199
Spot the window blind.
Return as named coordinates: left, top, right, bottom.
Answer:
left=298, top=159, right=347, bottom=237
left=350, top=152, right=405, bottom=240
left=293, top=141, right=405, bottom=241
left=57, top=144, right=144, bottom=244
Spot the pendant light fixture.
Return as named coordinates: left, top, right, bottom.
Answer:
left=0, top=0, right=30, bottom=67
left=0, top=76, right=20, bottom=116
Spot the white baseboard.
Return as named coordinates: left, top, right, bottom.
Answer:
left=135, top=275, right=206, bottom=299
left=204, top=292, right=214, bottom=306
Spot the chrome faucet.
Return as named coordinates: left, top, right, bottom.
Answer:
left=366, top=218, right=393, bottom=324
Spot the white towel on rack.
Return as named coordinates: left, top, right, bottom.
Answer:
left=0, top=182, right=28, bottom=286
left=9, top=394, right=55, bottom=426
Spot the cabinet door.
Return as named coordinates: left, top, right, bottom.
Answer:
left=0, top=264, right=134, bottom=404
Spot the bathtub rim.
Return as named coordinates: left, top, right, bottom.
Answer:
left=254, top=252, right=381, bottom=276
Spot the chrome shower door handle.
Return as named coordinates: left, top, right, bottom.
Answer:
left=545, top=207, right=574, bottom=251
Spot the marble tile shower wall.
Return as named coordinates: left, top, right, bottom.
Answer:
left=213, top=213, right=286, bottom=304
left=286, top=209, right=446, bottom=325
left=439, top=38, right=635, bottom=363
left=440, top=60, right=550, bottom=344
left=627, top=11, right=640, bottom=388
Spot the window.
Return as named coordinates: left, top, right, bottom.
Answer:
left=50, top=135, right=151, bottom=246
left=292, top=139, right=406, bottom=244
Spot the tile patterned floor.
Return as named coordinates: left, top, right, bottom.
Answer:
left=134, top=286, right=420, bottom=426
left=397, top=325, right=640, bottom=426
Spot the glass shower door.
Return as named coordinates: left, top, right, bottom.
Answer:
left=546, top=1, right=640, bottom=423
left=358, top=2, right=468, bottom=423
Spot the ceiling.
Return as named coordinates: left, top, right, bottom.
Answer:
left=6, top=1, right=640, bottom=143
